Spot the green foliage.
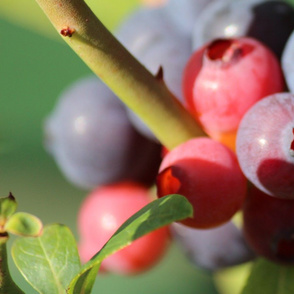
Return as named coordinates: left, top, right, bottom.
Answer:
left=0, top=194, right=43, bottom=237
left=4, top=212, right=43, bottom=237
left=242, top=258, right=294, bottom=294
left=12, top=224, right=81, bottom=294
left=3, top=0, right=294, bottom=293
left=11, top=194, right=193, bottom=294
left=68, top=194, right=193, bottom=294
left=0, top=193, right=17, bottom=226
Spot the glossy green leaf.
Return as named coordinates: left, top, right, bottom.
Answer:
left=241, top=258, right=294, bottom=294
left=5, top=212, right=43, bottom=237
left=68, top=194, right=193, bottom=294
left=11, top=224, right=81, bottom=294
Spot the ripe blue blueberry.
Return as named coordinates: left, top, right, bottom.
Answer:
left=44, top=76, right=161, bottom=189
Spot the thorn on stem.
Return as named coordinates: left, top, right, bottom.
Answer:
left=60, top=26, right=75, bottom=37
left=155, top=66, right=164, bottom=82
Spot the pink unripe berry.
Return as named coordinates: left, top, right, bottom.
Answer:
left=183, top=37, right=284, bottom=150
left=157, top=137, right=247, bottom=229
left=78, top=181, right=170, bottom=275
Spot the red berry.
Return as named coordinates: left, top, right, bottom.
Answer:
left=156, top=137, right=247, bottom=229
left=78, top=181, right=170, bottom=275
left=182, top=37, right=284, bottom=150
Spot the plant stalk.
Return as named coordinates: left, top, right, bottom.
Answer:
left=0, top=234, right=24, bottom=293
left=34, top=0, right=205, bottom=150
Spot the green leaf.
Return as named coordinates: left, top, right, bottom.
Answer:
left=11, top=224, right=81, bottom=294
left=68, top=194, right=193, bottom=294
left=0, top=193, right=17, bottom=224
left=241, top=258, right=294, bottom=294
left=5, top=212, right=43, bottom=237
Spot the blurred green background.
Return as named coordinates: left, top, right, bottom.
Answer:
left=0, top=1, right=250, bottom=293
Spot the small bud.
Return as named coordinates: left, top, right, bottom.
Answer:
left=60, top=26, right=75, bottom=37
left=0, top=193, right=17, bottom=229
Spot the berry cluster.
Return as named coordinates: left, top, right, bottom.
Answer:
left=44, top=0, right=294, bottom=275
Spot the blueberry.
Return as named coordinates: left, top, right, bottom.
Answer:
left=165, top=0, right=215, bottom=36
left=171, top=221, right=255, bottom=271
left=192, top=0, right=294, bottom=59
left=44, top=76, right=162, bottom=189
left=282, top=30, right=294, bottom=92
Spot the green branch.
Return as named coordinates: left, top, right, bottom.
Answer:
left=34, top=0, right=205, bottom=150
